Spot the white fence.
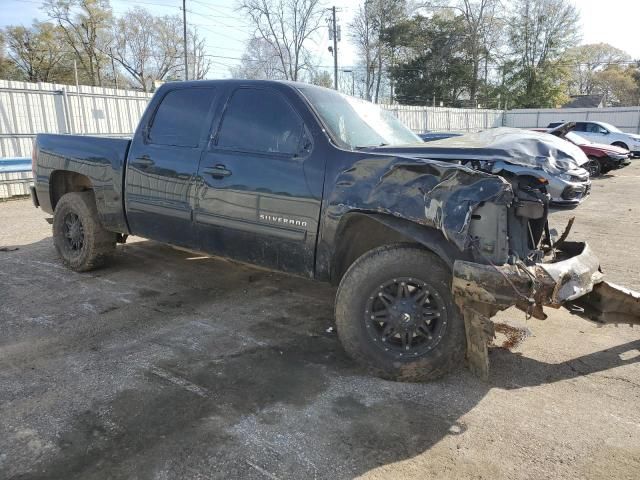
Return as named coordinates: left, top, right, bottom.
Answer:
left=0, top=80, right=152, bottom=158
left=504, top=106, right=640, bottom=133
left=381, top=104, right=504, bottom=133
left=3, top=79, right=640, bottom=160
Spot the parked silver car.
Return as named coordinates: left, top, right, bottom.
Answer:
left=488, top=160, right=591, bottom=206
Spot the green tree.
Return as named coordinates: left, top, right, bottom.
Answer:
left=44, top=0, right=113, bottom=86
left=564, top=43, right=631, bottom=95
left=507, top=0, right=580, bottom=107
left=593, top=65, right=640, bottom=106
left=3, top=22, right=72, bottom=82
left=0, top=31, right=23, bottom=80
left=389, top=12, right=474, bottom=106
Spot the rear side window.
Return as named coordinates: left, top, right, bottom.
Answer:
left=149, top=88, right=216, bottom=147
left=573, top=122, right=587, bottom=132
left=216, top=88, right=303, bottom=155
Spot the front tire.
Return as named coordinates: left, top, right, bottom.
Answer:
left=53, top=191, right=116, bottom=272
left=612, top=141, right=629, bottom=151
left=335, top=244, right=465, bottom=382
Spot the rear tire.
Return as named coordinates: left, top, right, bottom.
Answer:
left=586, top=157, right=602, bottom=177
left=53, top=191, right=116, bottom=272
left=335, top=244, right=465, bottom=382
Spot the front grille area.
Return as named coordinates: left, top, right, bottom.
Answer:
left=562, top=183, right=589, bottom=200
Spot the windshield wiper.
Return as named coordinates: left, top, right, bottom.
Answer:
left=354, top=143, right=389, bottom=150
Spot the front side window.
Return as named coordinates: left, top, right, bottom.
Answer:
left=149, top=88, right=216, bottom=147
left=586, top=123, right=608, bottom=134
left=217, top=88, right=303, bottom=155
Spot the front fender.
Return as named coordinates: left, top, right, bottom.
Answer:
left=365, top=213, right=471, bottom=269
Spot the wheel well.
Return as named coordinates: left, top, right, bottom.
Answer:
left=612, top=141, right=628, bottom=150
left=50, top=171, right=93, bottom=211
left=330, top=213, right=457, bottom=285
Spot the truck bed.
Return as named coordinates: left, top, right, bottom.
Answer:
left=34, top=134, right=132, bottom=233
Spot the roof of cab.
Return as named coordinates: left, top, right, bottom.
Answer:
left=155, top=78, right=330, bottom=93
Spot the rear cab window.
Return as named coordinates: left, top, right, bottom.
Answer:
left=149, top=88, right=217, bottom=147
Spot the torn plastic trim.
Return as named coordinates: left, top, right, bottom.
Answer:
left=535, top=242, right=603, bottom=305
left=452, top=242, right=605, bottom=313
left=451, top=242, right=640, bottom=380
left=451, top=241, right=640, bottom=379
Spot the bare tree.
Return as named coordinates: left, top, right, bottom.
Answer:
left=452, top=0, right=501, bottom=106
left=43, top=0, right=113, bottom=86
left=230, top=37, right=286, bottom=79
left=4, top=22, right=70, bottom=82
left=189, top=28, right=211, bottom=80
left=110, top=8, right=183, bottom=91
left=349, top=0, right=406, bottom=103
left=237, top=0, right=325, bottom=81
left=349, top=2, right=376, bottom=101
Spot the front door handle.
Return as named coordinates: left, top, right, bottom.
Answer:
left=203, top=164, right=232, bottom=179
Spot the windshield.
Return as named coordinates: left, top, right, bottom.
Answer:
left=598, top=122, right=621, bottom=133
left=566, top=132, right=590, bottom=145
left=298, top=86, right=421, bottom=148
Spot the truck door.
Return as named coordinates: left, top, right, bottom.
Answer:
left=125, top=86, right=217, bottom=246
left=194, top=86, right=322, bottom=277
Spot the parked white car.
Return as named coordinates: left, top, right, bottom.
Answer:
left=569, top=121, right=640, bottom=156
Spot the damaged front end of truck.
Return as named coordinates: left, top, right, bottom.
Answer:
left=332, top=129, right=640, bottom=379
left=414, top=130, right=640, bottom=379
left=452, top=188, right=640, bottom=379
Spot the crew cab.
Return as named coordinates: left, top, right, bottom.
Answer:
left=30, top=80, right=640, bottom=381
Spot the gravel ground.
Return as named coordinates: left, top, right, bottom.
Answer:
left=1, top=162, right=639, bottom=480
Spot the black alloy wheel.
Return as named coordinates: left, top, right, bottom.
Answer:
left=62, top=212, right=85, bottom=254
left=364, top=277, right=447, bottom=358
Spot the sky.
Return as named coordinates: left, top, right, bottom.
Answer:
left=1, top=0, right=639, bottom=81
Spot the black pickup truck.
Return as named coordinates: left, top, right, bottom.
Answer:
left=31, top=80, right=640, bottom=381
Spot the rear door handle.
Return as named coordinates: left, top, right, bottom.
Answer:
left=134, top=155, right=154, bottom=167
left=203, top=164, right=232, bottom=178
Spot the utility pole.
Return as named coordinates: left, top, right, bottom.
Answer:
left=331, top=6, right=338, bottom=90
left=182, top=0, right=189, bottom=81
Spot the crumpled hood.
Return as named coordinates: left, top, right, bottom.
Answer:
left=371, top=127, right=589, bottom=174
